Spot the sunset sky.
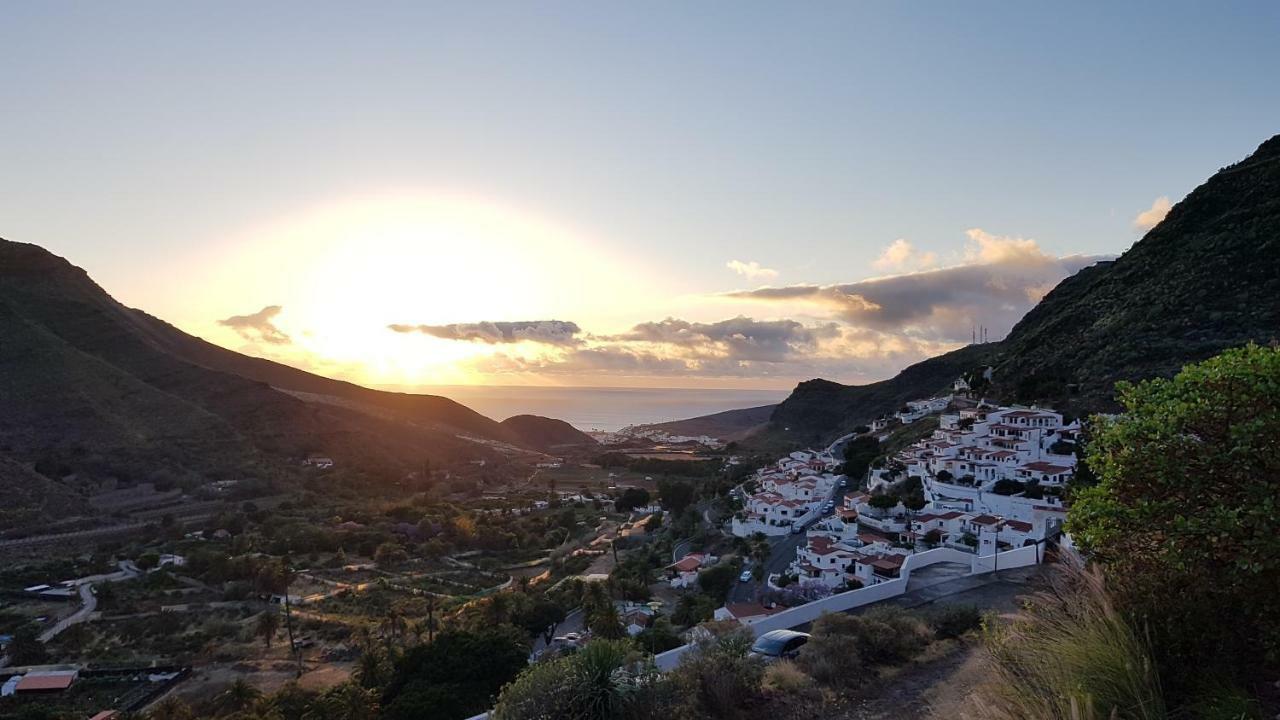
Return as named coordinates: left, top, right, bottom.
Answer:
left=3, top=2, right=1278, bottom=389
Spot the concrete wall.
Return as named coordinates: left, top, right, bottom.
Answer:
left=476, top=542, right=1044, bottom=715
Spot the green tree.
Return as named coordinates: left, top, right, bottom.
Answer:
left=634, top=616, right=682, bottom=654
left=256, top=608, right=280, bottom=648
left=1069, top=344, right=1280, bottom=690
left=868, top=494, right=899, bottom=512
left=381, top=627, right=530, bottom=720
left=656, top=479, right=696, bottom=515
left=6, top=623, right=46, bottom=665
left=842, top=435, right=880, bottom=481
left=697, top=563, right=737, bottom=603
left=613, top=487, right=651, bottom=513
left=518, top=597, right=567, bottom=646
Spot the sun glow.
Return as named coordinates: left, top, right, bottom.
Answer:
left=186, top=192, right=654, bottom=386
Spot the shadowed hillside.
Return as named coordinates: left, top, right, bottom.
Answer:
left=499, top=414, right=597, bottom=451
left=744, top=134, right=1280, bottom=446
left=0, top=240, right=564, bottom=525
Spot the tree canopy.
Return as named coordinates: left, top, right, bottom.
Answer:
left=1068, top=344, right=1280, bottom=685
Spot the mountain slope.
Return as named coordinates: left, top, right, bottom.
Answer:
left=754, top=344, right=996, bottom=447
left=499, top=415, right=597, bottom=451
left=990, top=135, right=1280, bottom=407
left=0, top=240, right=528, bottom=525
left=632, top=404, right=777, bottom=443
left=748, top=134, right=1280, bottom=445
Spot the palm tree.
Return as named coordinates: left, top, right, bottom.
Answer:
left=422, top=594, right=440, bottom=643
left=256, top=609, right=280, bottom=648
left=216, top=678, right=262, bottom=715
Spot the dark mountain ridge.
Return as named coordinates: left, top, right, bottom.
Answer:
left=750, top=134, right=1280, bottom=446
left=0, top=240, right=571, bottom=526
left=498, top=415, right=597, bottom=451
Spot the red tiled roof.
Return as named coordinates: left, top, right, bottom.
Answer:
left=724, top=602, right=783, bottom=618
left=970, top=514, right=1001, bottom=525
left=669, top=556, right=701, bottom=572
left=16, top=674, right=76, bottom=692
left=1021, top=462, right=1072, bottom=473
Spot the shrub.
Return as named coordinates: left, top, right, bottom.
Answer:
left=668, top=626, right=764, bottom=718
left=928, top=604, right=982, bottom=639
left=494, top=640, right=664, bottom=720
left=797, top=614, right=865, bottom=689
left=977, top=562, right=1165, bottom=720
left=1069, top=345, right=1280, bottom=694
left=762, top=660, right=813, bottom=693
left=854, top=607, right=932, bottom=664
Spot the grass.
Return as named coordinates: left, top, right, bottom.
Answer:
left=975, top=561, right=1165, bottom=720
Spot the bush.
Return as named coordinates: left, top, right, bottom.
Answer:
left=492, top=639, right=662, bottom=720
left=1069, top=345, right=1280, bottom=696
left=977, top=562, right=1165, bottom=720
left=668, top=626, right=764, bottom=718
left=928, top=604, right=982, bottom=639
left=797, top=614, right=865, bottom=689
left=855, top=607, right=932, bottom=664
left=761, top=660, right=813, bottom=693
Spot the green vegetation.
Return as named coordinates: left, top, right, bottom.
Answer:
left=978, top=564, right=1165, bottom=720
left=380, top=627, right=530, bottom=720
left=1067, top=344, right=1280, bottom=706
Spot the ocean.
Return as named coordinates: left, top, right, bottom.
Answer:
left=418, top=385, right=788, bottom=432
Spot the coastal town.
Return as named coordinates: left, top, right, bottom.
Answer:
left=0, top=369, right=1074, bottom=718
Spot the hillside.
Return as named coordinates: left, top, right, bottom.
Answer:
left=752, top=344, right=997, bottom=447
left=632, top=404, right=776, bottom=443
left=0, top=240, right=539, bottom=526
left=499, top=415, right=597, bottom=451
left=746, top=134, right=1280, bottom=446
left=990, top=134, right=1280, bottom=409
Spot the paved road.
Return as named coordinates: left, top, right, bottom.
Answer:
left=39, top=584, right=96, bottom=642
left=532, top=608, right=584, bottom=655
left=727, top=528, right=810, bottom=604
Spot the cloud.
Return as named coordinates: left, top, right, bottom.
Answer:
left=388, top=320, right=582, bottom=346
left=726, top=259, right=779, bottom=281
left=471, top=320, right=958, bottom=383
left=608, top=316, right=837, bottom=363
left=728, top=229, right=1109, bottom=343
left=218, top=305, right=291, bottom=344
left=1133, top=196, right=1172, bottom=232
left=873, top=239, right=938, bottom=273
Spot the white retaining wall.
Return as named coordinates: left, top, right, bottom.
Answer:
left=655, top=544, right=1038, bottom=671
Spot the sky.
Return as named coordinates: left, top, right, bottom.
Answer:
left=2, top=2, right=1278, bottom=390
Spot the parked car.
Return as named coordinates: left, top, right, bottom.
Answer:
left=739, top=569, right=753, bottom=583
left=791, top=522, right=804, bottom=534
left=750, top=630, right=810, bottom=661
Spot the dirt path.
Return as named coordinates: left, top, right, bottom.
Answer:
left=830, top=639, right=991, bottom=720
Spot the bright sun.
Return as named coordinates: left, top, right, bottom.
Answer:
left=190, top=192, right=654, bottom=387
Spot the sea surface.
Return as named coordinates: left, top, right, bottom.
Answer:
left=418, top=385, right=788, bottom=432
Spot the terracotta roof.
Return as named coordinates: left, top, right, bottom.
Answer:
left=16, top=673, right=76, bottom=692
left=1021, top=462, right=1073, bottom=473
left=724, top=602, right=783, bottom=619
left=669, top=556, right=702, bottom=572
left=1005, top=520, right=1033, bottom=532
left=970, top=514, right=1001, bottom=526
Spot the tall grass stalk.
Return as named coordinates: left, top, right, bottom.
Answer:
left=976, top=559, right=1165, bottom=720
